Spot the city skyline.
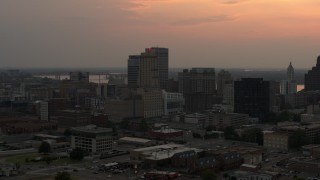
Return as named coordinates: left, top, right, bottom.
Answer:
left=1, top=0, right=320, bottom=69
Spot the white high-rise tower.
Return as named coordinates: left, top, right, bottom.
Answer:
left=281, top=62, right=297, bottom=95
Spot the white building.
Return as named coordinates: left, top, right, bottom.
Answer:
left=280, top=62, right=297, bottom=95
left=71, top=125, right=114, bottom=154
left=184, top=113, right=207, bottom=125
left=162, top=91, right=184, bottom=116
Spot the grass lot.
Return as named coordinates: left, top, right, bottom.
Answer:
left=5, top=153, right=40, bottom=164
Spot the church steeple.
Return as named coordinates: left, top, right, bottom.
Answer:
left=287, top=61, right=294, bottom=81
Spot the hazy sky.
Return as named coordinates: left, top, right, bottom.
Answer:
left=1, top=0, right=320, bottom=69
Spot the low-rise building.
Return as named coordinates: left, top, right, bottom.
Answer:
left=207, top=112, right=249, bottom=129
left=209, top=145, right=265, bottom=166
left=129, top=144, right=202, bottom=166
left=150, top=123, right=184, bottom=139
left=184, top=113, right=207, bottom=126
left=56, top=110, right=92, bottom=128
left=288, top=157, right=320, bottom=174
left=278, top=123, right=320, bottom=144
left=71, top=125, right=114, bottom=154
left=263, top=131, right=289, bottom=151
left=162, top=91, right=184, bottom=116
left=0, top=164, right=18, bottom=177
left=229, top=170, right=278, bottom=180
left=302, top=144, right=320, bottom=158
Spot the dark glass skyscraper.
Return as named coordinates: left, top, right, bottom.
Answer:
left=127, top=55, right=140, bottom=89
left=305, top=56, right=320, bottom=91
left=234, top=78, right=276, bottom=118
left=179, top=68, right=216, bottom=112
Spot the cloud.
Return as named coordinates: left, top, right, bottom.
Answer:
left=221, top=0, right=248, bottom=5
left=172, top=15, right=237, bottom=25
left=130, top=0, right=171, bottom=2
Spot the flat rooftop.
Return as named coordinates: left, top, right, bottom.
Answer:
left=152, top=129, right=183, bottom=134
left=72, top=125, right=112, bottom=134
left=132, top=144, right=202, bottom=161
left=119, top=137, right=152, bottom=144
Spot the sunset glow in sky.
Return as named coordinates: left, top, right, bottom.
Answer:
left=1, top=0, right=320, bottom=68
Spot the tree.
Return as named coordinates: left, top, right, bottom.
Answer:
left=55, top=172, right=72, bottom=180
left=112, top=126, right=118, bottom=136
left=222, top=173, right=229, bottom=179
left=230, top=177, right=237, bottom=180
left=139, top=119, right=149, bottom=133
left=70, top=148, right=84, bottom=161
left=275, top=111, right=291, bottom=122
left=206, top=125, right=215, bottom=131
left=293, top=114, right=301, bottom=122
left=241, top=128, right=264, bottom=145
left=293, top=176, right=306, bottom=180
left=38, top=141, right=51, bottom=154
left=201, top=170, right=217, bottom=180
left=289, top=130, right=311, bottom=149
left=261, top=112, right=276, bottom=124
left=224, top=126, right=239, bottom=140
left=44, top=157, right=53, bottom=165
left=64, top=129, right=72, bottom=137
left=119, top=118, right=129, bottom=129
left=15, top=163, right=21, bottom=170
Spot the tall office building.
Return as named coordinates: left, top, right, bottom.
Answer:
left=179, top=68, right=216, bottom=112
left=305, top=56, right=320, bottom=91
left=234, top=78, right=277, bottom=118
left=128, top=55, right=140, bottom=89
left=138, top=55, right=160, bottom=89
left=287, top=62, right=294, bottom=81
left=127, top=47, right=168, bottom=90
left=146, top=47, right=169, bottom=90
left=126, top=47, right=168, bottom=119
left=280, top=62, right=297, bottom=95
left=222, top=83, right=234, bottom=112
left=217, top=69, right=233, bottom=95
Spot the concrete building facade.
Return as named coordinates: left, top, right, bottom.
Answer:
left=71, top=125, right=114, bottom=153
left=263, top=131, right=289, bottom=151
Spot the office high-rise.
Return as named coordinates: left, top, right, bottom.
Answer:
left=179, top=68, right=216, bottom=112
left=287, top=62, right=294, bottom=81
left=138, top=55, right=160, bottom=89
left=305, top=56, right=320, bottom=91
left=145, top=47, right=168, bottom=90
left=127, top=47, right=168, bottom=90
left=280, top=62, right=297, bottom=95
left=127, top=55, right=140, bottom=89
left=126, top=47, right=167, bottom=119
left=217, top=69, right=233, bottom=95
left=234, top=78, right=277, bottom=118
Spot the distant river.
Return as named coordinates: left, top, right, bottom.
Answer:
left=35, top=75, right=108, bottom=84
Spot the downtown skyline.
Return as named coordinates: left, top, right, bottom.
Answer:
left=1, top=0, right=320, bottom=69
